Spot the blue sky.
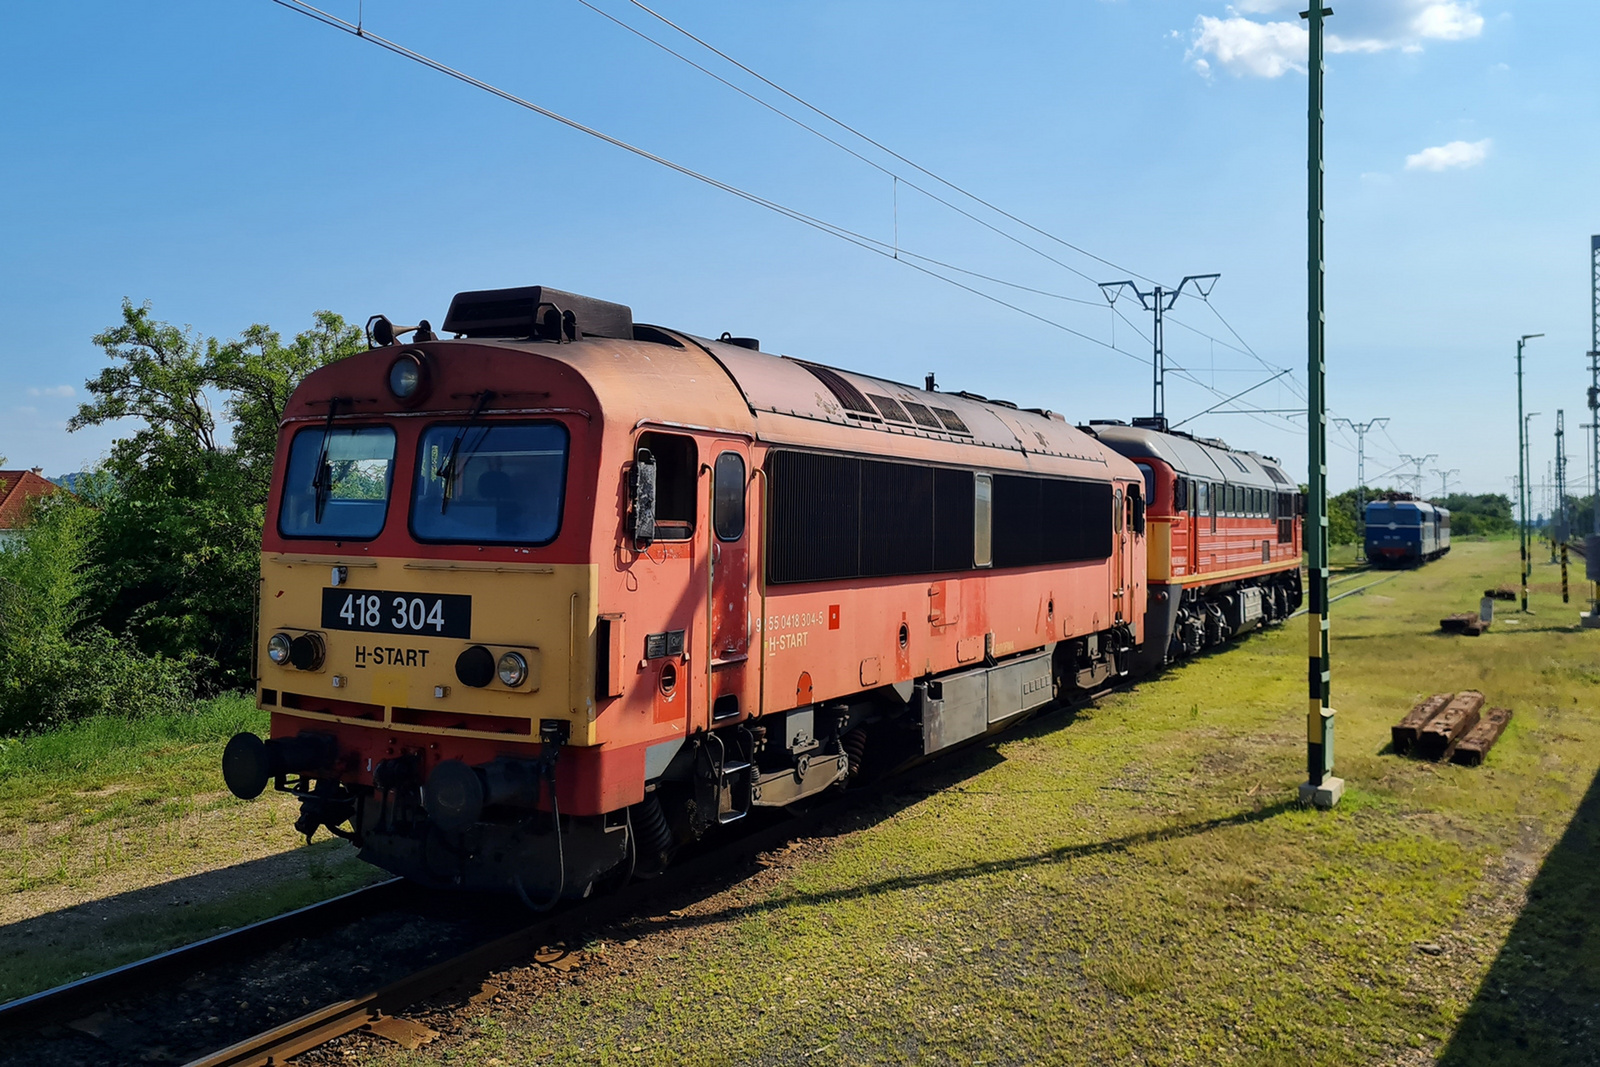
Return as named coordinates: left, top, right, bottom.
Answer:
left=2, top=1, right=1595, bottom=507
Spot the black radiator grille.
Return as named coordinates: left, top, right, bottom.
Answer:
left=796, top=362, right=877, bottom=415
left=992, top=474, right=1113, bottom=568
left=766, top=450, right=1107, bottom=584
left=901, top=401, right=943, bottom=430
left=930, top=406, right=971, bottom=435
left=867, top=394, right=911, bottom=424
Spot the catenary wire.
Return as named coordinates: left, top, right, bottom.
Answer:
left=591, top=0, right=1299, bottom=388
left=573, top=0, right=1117, bottom=291
left=616, top=0, right=1161, bottom=287
left=266, top=0, right=1166, bottom=365
left=269, top=2, right=1330, bottom=441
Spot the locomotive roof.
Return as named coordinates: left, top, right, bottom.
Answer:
left=288, top=326, right=1140, bottom=484
left=1367, top=499, right=1449, bottom=517
left=1084, top=422, right=1292, bottom=491
left=678, top=331, right=1112, bottom=469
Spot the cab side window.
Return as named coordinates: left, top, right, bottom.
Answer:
left=713, top=452, right=746, bottom=541
left=638, top=431, right=697, bottom=540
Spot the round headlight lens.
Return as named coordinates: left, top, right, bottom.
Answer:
left=497, top=651, right=529, bottom=688
left=267, top=632, right=292, bottom=666
left=388, top=355, right=423, bottom=399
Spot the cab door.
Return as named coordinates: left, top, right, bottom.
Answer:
left=707, top=443, right=752, bottom=722
left=1112, top=486, right=1127, bottom=623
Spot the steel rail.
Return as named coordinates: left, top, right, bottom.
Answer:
left=0, top=878, right=407, bottom=1033
left=1289, top=573, right=1400, bottom=619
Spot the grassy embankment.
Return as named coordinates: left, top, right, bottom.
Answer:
left=368, top=538, right=1598, bottom=1066
left=0, top=695, right=378, bottom=1000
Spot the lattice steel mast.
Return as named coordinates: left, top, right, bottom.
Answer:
left=1333, top=417, right=1386, bottom=561
left=1097, top=274, right=1220, bottom=427
left=1586, top=237, right=1600, bottom=626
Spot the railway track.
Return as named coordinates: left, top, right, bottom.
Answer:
left=0, top=878, right=408, bottom=1033
left=4, top=678, right=1142, bottom=1067
left=184, top=803, right=854, bottom=1067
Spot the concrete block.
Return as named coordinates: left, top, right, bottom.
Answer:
left=1298, top=776, right=1345, bottom=810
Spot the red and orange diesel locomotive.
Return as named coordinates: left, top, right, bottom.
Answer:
left=222, top=284, right=1292, bottom=902
left=1087, top=420, right=1302, bottom=669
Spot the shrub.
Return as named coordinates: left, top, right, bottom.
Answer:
left=0, top=495, right=192, bottom=735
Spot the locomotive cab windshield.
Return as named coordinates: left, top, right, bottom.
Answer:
left=411, top=421, right=568, bottom=544
left=279, top=425, right=397, bottom=539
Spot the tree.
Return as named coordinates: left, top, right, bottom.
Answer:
left=71, top=301, right=221, bottom=465
left=1435, top=493, right=1513, bottom=537
left=67, top=301, right=360, bottom=691
left=214, top=312, right=364, bottom=498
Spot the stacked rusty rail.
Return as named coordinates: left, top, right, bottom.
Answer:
left=1390, top=690, right=1512, bottom=766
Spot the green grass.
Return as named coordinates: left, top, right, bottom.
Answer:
left=0, top=694, right=382, bottom=999
left=369, top=541, right=1600, bottom=1066
left=0, top=693, right=262, bottom=798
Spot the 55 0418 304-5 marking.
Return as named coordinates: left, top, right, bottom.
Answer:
left=320, top=588, right=472, bottom=639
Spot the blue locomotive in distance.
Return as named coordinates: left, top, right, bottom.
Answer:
left=1364, top=496, right=1451, bottom=567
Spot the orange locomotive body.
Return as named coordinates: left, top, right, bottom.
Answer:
left=225, top=286, right=1147, bottom=900
left=1086, top=421, right=1302, bottom=669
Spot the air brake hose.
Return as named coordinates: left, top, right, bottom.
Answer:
left=513, top=736, right=566, bottom=912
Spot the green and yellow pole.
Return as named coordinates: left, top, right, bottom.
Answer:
left=1300, top=3, right=1341, bottom=808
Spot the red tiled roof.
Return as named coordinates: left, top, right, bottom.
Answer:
left=0, top=470, right=65, bottom=531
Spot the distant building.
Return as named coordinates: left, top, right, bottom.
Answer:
left=0, top=469, right=64, bottom=546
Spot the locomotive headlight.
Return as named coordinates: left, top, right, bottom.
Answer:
left=387, top=352, right=426, bottom=401
left=267, top=632, right=292, bottom=666
left=497, top=651, right=529, bottom=688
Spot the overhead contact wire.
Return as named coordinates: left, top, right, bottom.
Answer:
left=267, top=0, right=1159, bottom=365
left=602, top=0, right=1309, bottom=401
left=619, top=0, right=1161, bottom=286
left=575, top=0, right=1110, bottom=289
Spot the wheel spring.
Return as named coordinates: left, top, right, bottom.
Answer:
left=633, top=793, right=674, bottom=867
left=842, top=727, right=868, bottom=780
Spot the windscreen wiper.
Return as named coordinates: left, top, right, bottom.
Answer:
left=436, top=391, right=496, bottom=513
left=310, top=397, right=346, bottom=523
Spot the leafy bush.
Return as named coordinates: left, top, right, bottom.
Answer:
left=0, top=495, right=192, bottom=735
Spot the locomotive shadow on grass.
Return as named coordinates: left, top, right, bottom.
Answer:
left=617, top=801, right=1298, bottom=941
left=1437, top=764, right=1600, bottom=1066
left=538, top=694, right=1293, bottom=949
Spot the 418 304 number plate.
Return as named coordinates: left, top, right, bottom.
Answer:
left=321, top=589, right=471, bottom=638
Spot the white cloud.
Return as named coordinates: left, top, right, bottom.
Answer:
left=1404, top=138, right=1491, bottom=171
left=25, top=385, right=75, bottom=399
left=1188, top=1, right=1485, bottom=78
left=1413, top=1, right=1483, bottom=41
left=1190, top=15, right=1306, bottom=78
